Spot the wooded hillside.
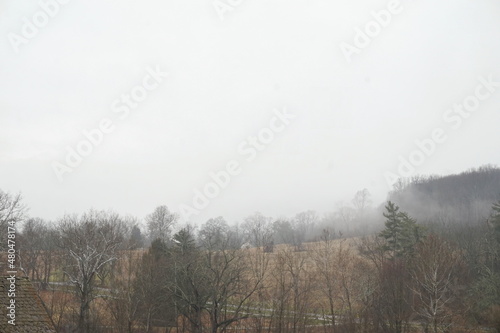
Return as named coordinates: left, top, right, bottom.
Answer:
left=387, top=165, right=500, bottom=225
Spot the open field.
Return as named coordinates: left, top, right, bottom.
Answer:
left=4, top=234, right=494, bottom=333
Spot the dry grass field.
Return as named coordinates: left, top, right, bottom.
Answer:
left=2, top=236, right=495, bottom=332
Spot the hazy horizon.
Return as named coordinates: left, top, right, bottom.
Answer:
left=1, top=0, right=500, bottom=224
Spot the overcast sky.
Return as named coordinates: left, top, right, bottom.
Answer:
left=1, top=0, right=500, bottom=224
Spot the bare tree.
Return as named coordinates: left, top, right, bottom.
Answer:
left=312, top=230, right=365, bottom=332
left=38, top=224, right=59, bottom=289
left=199, top=216, right=230, bottom=250
left=335, top=202, right=357, bottom=234
left=205, top=244, right=263, bottom=332
left=311, top=229, right=340, bottom=329
left=292, top=210, right=317, bottom=250
left=408, top=235, right=466, bottom=333
left=352, top=188, right=373, bottom=213
left=379, top=260, right=413, bottom=333
left=56, top=210, right=127, bottom=333
left=241, top=212, right=274, bottom=250
left=106, top=217, right=147, bottom=333
left=244, top=236, right=271, bottom=333
left=145, top=205, right=178, bottom=244
left=108, top=253, right=142, bottom=333
left=167, top=226, right=264, bottom=333
left=19, top=217, right=47, bottom=281
left=271, top=246, right=315, bottom=332
left=358, top=235, right=388, bottom=273
left=0, top=190, right=26, bottom=252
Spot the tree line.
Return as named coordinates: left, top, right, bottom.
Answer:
left=387, top=165, right=500, bottom=225
left=1, top=186, right=500, bottom=332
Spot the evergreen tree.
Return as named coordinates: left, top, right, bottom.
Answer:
left=133, top=238, right=176, bottom=330
left=172, top=227, right=197, bottom=254
left=490, top=200, right=500, bottom=244
left=380, top=201, right=403, bottom=257
left=379, top=201, right=424, bottom=259
left=170, top=228, right=207, bottom=333
left=399, top=212, right=424, bottom=257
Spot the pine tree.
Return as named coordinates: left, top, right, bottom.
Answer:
left=399, top=212, right=424, bottom=258
left=379, top=201, right=403, bottom=257
left=491, top=200, right=500, bottom=244
left=379, top=201, right=424, bottom=259
left=172, top=228, right=196, bottom=254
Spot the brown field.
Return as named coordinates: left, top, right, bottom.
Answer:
left=3, top=238, right=494, bottom=332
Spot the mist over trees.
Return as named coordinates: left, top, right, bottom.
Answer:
left=2, top=166, right=500, bottom=331
left=387, top=165, right=500, bottom=225
left=145, top=205, right=178, bottom=245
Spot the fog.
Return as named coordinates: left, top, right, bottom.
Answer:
left=1, top=0, right=500, bottom=224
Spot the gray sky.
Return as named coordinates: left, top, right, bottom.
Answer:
left=1, top=0, right=500, bottom=224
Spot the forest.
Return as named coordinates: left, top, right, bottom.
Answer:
left=1, top=165, right=500, bottom=333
